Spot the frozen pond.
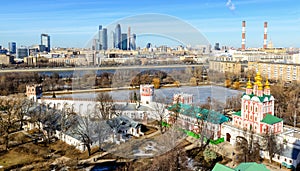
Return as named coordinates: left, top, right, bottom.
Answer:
left=53, top=85, right=242, bottom=104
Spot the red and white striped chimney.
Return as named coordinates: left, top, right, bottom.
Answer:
left=241, top=21, right=246, bottom=51
left=263, top=21, right=268, bottom=49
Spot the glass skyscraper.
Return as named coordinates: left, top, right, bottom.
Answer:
left=131, top=34, right=136, bottom=50
left=97, top=25, right=108, bottom=50
left=41, top=34, right=50, bottom=52
left=115, top=24, right=121, bottom=49
left=121, top=33, right=127, bottom=50
left=100, top=28, right=108, bottom=50
left=110, top=31, right=115, bottom=49
left=8, top=42, right=16, bottom=54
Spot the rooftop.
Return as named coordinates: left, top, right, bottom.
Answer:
left=233, top=111, right=241, bottom=116
left=212, top=162, right=270, bottom=171
left=234, top=162, right=270, bottom=171
left=261, top=114, right=283, bottom=125
left=168, top=103, right=229, bottom=124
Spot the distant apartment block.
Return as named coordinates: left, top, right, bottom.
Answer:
left=209, top=60, right=243, bottom=76
left=222, top=50, right=293, bottom=62
left=0, top=54, right=14, bottom=65
left=248, top=61, right=300, bottom=83
left=49, top=56, right=88, bottom=66
left=16, top=46, right=28, bottom=59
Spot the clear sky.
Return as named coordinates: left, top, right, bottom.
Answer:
left=0, top=0, right=299, bottom=48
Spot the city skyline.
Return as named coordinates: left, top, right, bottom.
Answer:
left=0, top=0, right=299, bottom=48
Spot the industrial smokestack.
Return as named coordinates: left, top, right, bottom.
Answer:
left=263, top=22, right=268, bottom=49
left=242, top=21, right=246, bottom=51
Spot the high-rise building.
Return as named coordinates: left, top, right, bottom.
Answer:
left=110, top=31, right=115, bottom=49
left=17, top=46, right=28, bottom=59
left=130, top=34, right=136, bottom=50
left=8, top=42, right=16, bottom=54
left=100, top=28, right=108, bottom=50
left=127, top=27, right=131, bottom=50
left=115, top=24, right=121, bottom=49
left=146, top=43, right=152, bottom=49
left=92, top=39, right=97, bottom=50
left=214, top=43, right=220, bottom=50
left=97, top=25, right=102, bottom=50
left=121, top=33, right=127, bottom=50
left=41, top=34, right=50, bottom=52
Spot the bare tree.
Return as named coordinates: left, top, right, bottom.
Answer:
left=72, top=116, right=95, bottom=156
left=95, top=92, right=115, bottom=120
left=235, top=133, right=261, bottom=164
left=262, top=133, right=283, bottom=163
left=225, top=95, right=241, bottom=112
left=148, top=146, right=191, bottom=171
left=151, top=98, right=168, bottom=133
left=17, top=98, right=33, bottom=130
left=0, top=97, right=21, bottom=150
left=42, top=108, right=60, bottom=145
left=169, top=97, right=180, bottom=123
left=59, top=103, right=77, bottom=139
left=94, top=92, right=118, bottom=151
left=0, top=98, right=19, bottom=150
left=95, top=120, right=112, bottom=151
left=195, top=109, right=217, bottom=151
left=28, top=103, right=47, bottom=134
left=271, top=83, right=300, bottom=126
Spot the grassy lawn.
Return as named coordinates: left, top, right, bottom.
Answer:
left=0, top=140, right=87, bottom=170
left=0, top=150, right=43, bottom=167
left=49, top=140, right=85, bottom=159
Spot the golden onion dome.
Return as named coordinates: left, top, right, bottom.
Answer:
left=264, top=79, right=270, bottom=89
left=255, top=71, right=262, bottom=82
left=246, top=78, right=252, bottom=89
left=258, top=81, right=263, bottom=90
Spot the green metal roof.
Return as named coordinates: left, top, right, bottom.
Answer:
left=233, top=111, right=241, bottom=116
left=261, top=114, right=283, bottom=125
left=212, top=162, right=270, bottom=171
left=234, top=162, right=270, bottom=171
left=167, top=103, right=229, bottom=124
left=212, top=163, right=234, bottom=171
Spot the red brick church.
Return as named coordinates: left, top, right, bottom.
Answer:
left=232, top=72, right=283, bottom=134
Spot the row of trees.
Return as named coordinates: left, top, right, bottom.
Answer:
left=71, top=92, right=116, bottom=156
left=0, top=92, right=116, bottom=157
left=0, top=97, right=33, bottom=150
left=0, top=72, right=41, bottom=95
left=234, top=130, right=283, bottom=164
left=1, top=65, right=211, bottom=96
left=271, top=83, right=300, bottom=127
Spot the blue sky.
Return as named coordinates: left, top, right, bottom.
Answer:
left=0, top=0, right=299, bottom=48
